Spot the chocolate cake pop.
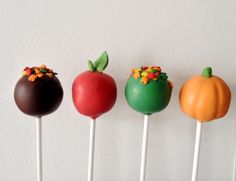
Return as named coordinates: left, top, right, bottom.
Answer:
left=14, top=65, right=63, bottom=117
left=14, top=65, right=63, bottom=181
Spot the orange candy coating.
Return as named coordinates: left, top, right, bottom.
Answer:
left=179, top=67, right=231, bottom=122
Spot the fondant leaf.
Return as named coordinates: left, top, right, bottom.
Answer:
left=93, top=57, right=100, bottom=69
left=94, top=51, right=109, bottom=72
left=88, top=60, right=95, bottom=72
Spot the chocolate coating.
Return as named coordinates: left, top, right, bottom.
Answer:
left=14, top=76, right=63, bottom=117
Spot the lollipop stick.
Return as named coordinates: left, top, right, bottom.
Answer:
left=232, top=131, right=236, bottom=181
left=36, top=116, right=43, bottom=181
left=140, top=115, right=149, bottom=181
left=191, top=121, right=202, bottom=181
left=88, top=119, right=96, bottom=181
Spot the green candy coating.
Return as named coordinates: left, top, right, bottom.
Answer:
left=125, top=77, right=172, bottom=115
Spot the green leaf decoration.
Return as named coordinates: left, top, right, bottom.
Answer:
left=93, top=56, right=101, bottom=69
left=87, top=51, right=109, bottom=72
left=88, top=60, right=95, bottom=72
left=95, top=51, right=109, bottom=72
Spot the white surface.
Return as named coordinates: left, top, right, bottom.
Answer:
left=191, top=121, right=202, bottom=181
left=88, top=119, right=96, bottom=181
left=36, top=117, right=43, bottom=181
left=0, top=0, right=236, bottom=180
left=140, top=115, right=149, bottom=181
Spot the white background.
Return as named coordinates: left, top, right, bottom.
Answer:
left=0, top=0, right=236, bottom=180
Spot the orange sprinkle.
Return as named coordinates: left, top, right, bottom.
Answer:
left=28, top=75, right=37, bottom=81
left=37, top=73, right=44, bottom=78
left=34, top=68, right=40, bottom=74
left=133, top=72, right=141, bottom=79
left=40, top=64, right=47, bottom=69
left=168, top=80, right=174, bottom=88
left=46, top=73, right=53, bottom=78
left=141, top=76, right=149, bottom=84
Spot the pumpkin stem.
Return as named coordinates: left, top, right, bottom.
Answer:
left=202, top=67, right=212, bottom=78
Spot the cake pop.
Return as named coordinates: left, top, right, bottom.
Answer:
left=14, top=65, right=63, bottom=181
left=125, top=66, right=173, bottom=181
left=72, top=52, right=117, bottom=181
left=179, top=67, right=231, bottom=181
left=14, top=65, right=63, bottom=116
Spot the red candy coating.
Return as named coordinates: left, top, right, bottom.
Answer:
left=72, top=71, right=117, bottom=119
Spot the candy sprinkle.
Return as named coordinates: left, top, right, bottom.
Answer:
left=131, top=66, right=167, bottom=85
left=22, top=65, right=57, bottom=82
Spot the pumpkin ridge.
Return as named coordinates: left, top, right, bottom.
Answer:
left=194, top=77, right=207, bottom=121
left=215, top=79, right=231, bottom=119
left=180, top=79, right=193, bottom=118
left=209, top=80, right=219, bottom=121
left=213, top=81, right=220, bottom=119
left=208, top=79, right=220, bottom=121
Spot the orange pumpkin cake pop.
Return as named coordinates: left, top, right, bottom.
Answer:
left=179, top=67, right=231, bottom=122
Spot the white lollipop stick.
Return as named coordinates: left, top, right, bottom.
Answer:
left=140, top=115, right=149, bottom=181
left=232, top=131, right=236, bottom=181
left=88, top=119, right=96, bottom=181
left=191, top=121, right=202, bottom=181
left=36, top=116, right=43, bottom=181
